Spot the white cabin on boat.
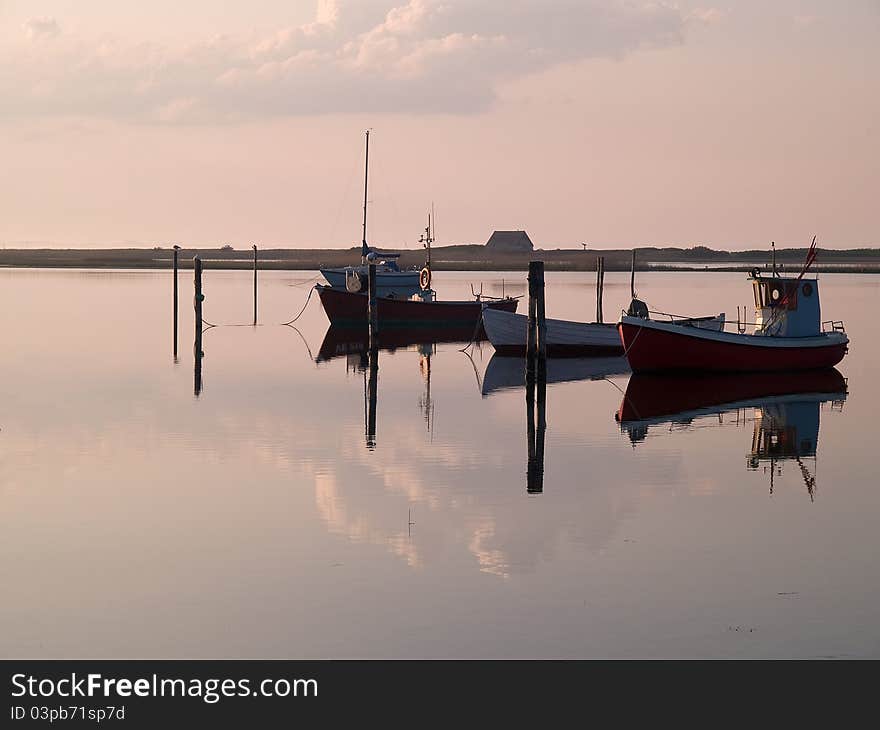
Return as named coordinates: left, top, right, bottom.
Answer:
left=750, top=271, right=821, bottom=337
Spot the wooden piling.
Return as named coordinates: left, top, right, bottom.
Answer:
left=172, top=245, right=180, bottom=360
left=526, top=261, right=540, bottom=379
left=194, top=256, right=203, bottom=360
left=368, top=262, right=378, bottom=352
left=193, top=256, right=203, bottom=396
left=252, top=244, right=258, bottom=326
left=535, top=262, right=546, bottom=364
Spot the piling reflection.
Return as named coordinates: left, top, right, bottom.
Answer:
left=365, top=347, right=378, bottom=449
left=525, top=367, right=546, bottom=494
left=194, top=338, right=203, bottom=397
left=616, top=369, right=848, bottom=498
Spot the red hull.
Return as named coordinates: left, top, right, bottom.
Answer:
left=317, top=286, right=518, bottom=328
left=616, top=369, right=847, bottom=423
left=618, top=321, right=848, bottom=374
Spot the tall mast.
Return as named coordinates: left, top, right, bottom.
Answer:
left=361, top=130, right=370, bottom=261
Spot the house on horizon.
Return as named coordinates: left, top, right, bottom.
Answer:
left=485, top=230, right=534, bottom=252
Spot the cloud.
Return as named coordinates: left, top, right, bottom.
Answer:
left=22, top=16, right=60, bottom=41
left=2, top=1, right=685, bottom=123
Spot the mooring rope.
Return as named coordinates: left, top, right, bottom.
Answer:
left=281, top=285, right=316, bottom=325
left=458, top=310, right=486, bottom=352
left=198, top=283, right=317, bottom=329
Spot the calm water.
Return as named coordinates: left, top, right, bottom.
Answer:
left=1, top=268, right=877, bottom=658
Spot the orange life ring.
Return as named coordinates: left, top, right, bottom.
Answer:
left=419, top=267, right=432, bottom=291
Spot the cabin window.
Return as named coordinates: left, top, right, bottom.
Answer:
left=754, top=280, right=798, bottom=309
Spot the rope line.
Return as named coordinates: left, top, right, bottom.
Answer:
left=197, top=284, right=316, bottom=329
left=458, top=311, right=486, bottom=352
left=281, top=285, right=316, bottom=326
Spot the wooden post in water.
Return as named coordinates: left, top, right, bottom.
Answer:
left=193, top=256, right=204, bottom=396
left=368, top=263, right=378, bottom=352
left=172, top=245, right=180, bottom=360
left=534, top=261, right=547, bottom=377
left=252, top=244, right=258, bottom=325
left=596, top=256, right=605, bottom=324
left=194, top=256, right=204, bottom=357
left=526, top=260, right=543, bottom=380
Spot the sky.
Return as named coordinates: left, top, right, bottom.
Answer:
left=0, top=0, right=877, bottom=250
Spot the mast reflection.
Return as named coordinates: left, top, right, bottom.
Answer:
left=616, top=369, right=848, bottom=498
left=365, top=347, right=378, bottom=450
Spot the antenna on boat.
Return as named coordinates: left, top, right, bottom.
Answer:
left=771, top=241, right=777, bottom=277
left=419, top=205, right=434, bottom=272
left=361, top=129, right=370, bottom=264
left=630, top=249, right=637, bottom=299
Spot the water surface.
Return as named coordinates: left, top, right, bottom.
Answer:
left=1, top=268, right=877, bottom=658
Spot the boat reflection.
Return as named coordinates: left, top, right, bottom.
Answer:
left=616, top=369, right=848, bottom=498
left=481, top=354, right=629, bottom=397
left=316, top=324, right=481, bottom=364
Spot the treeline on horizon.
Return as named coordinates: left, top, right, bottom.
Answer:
left=1, top=244, right=879, bottom=272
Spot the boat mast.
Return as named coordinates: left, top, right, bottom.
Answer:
left=361, top=129, right=370, bottom=263
left=420, top=205, right=434, bottom=268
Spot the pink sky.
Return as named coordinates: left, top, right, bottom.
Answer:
left=1, top=1, right=877, bottom=250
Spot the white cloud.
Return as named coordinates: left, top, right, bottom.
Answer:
left=22, top=16, right=60, bottom=41
left=2, top=1, right=685, bottom=123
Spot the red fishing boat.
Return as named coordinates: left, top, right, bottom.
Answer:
left=618, top=238, right=849, bottom=373
left=318, top=211, right=518, bottom=328
left=317, top=284, right=518, bottom=328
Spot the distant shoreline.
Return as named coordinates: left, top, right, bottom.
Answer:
left=1, top=245, right=879, bottom=273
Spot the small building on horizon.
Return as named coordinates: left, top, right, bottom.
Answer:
left=485, top=230, right=534, bottom=252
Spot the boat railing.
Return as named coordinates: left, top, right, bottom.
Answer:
left=643, top=309, right=731, bottom=327
left=822, top=320, right=846, bottom=333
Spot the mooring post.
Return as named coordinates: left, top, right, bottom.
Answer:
left=368, top=262, right=378, bottom=352
left=596, top=255, right=605, bottom=324
left=526, top=261, right=539, bottom=380
left=535, top=261, right=547, bottom=366
left=252, top=244, right=258, bottom=326
left=193, top=256, right=204, bottom=396
left=172, top=245, right=180, bottom=360
left=194, top=256, right=204, bottom=358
